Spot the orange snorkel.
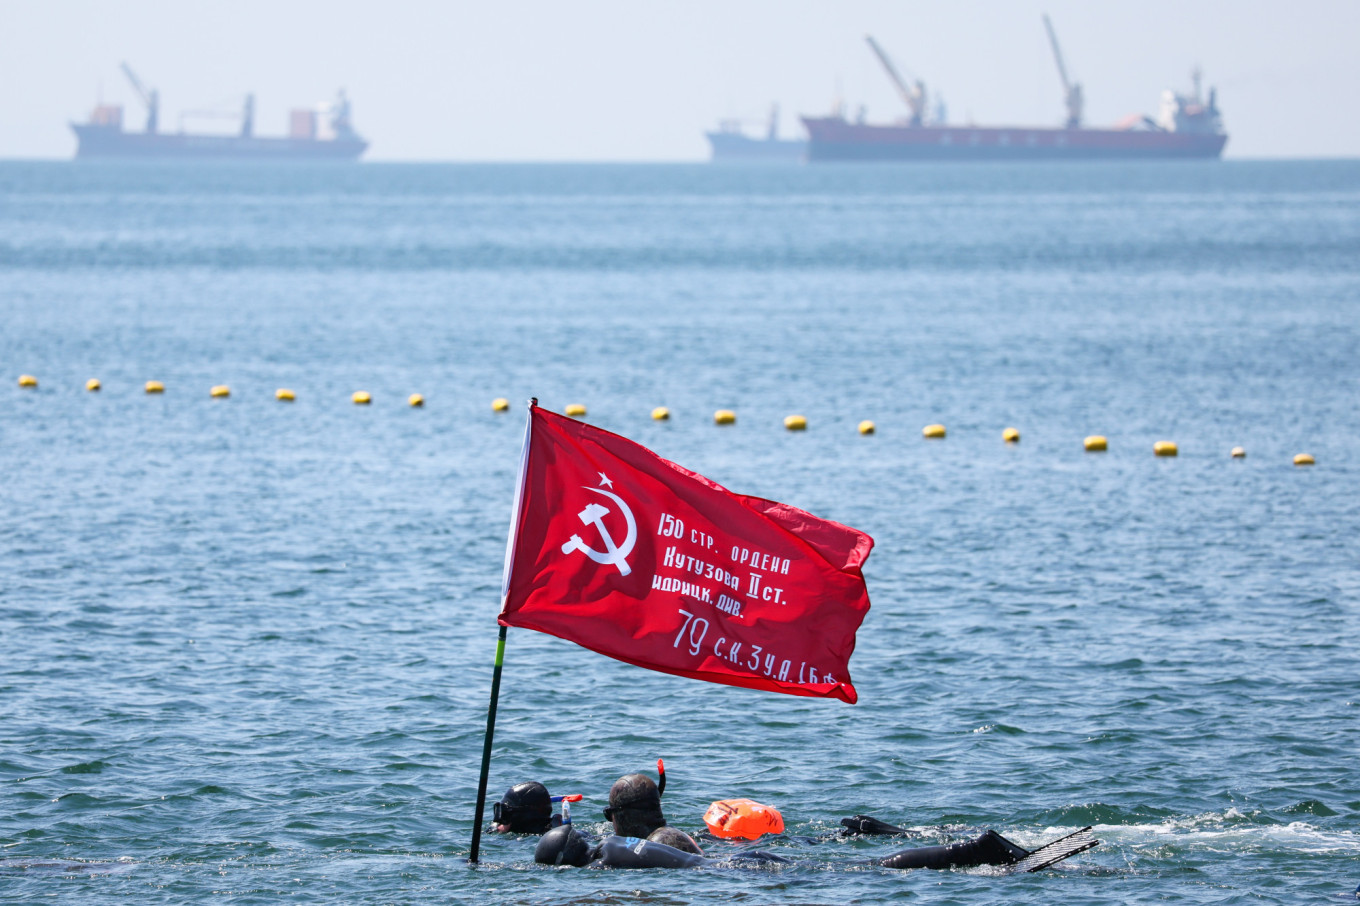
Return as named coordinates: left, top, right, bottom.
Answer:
left=656, top=758, right=666, bottom=797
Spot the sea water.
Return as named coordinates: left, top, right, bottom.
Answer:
left=1, top=160, right=1358, bottom=904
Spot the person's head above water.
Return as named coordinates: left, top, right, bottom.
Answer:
left=647, top=825, right=703, bottom=856
left=534, top=825, right=594, bottom=867
left=604, top=772, right=666, bottom=837
left=493, top=781, right=555, bottom=834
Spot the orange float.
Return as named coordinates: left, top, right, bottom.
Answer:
left=702, top=798, right=785, bottom=839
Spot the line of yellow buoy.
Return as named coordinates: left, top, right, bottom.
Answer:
left=14, top=376, right=1321, bottom=465
left=545, top=405, right=1313, bottom=464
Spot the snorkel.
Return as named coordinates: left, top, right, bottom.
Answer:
left=657, top=758, right=666, bottom=797
left=551, top=793, right=583, bottom=825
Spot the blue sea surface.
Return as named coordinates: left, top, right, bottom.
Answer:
left=2, top=159, right=1358, bottom=904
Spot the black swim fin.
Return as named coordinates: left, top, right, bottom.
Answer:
left=980, top=829, right=1031, bottom=864
left=840, top=815, right=909, bottom=836
left=1006, top=826, right=1098, bottom=873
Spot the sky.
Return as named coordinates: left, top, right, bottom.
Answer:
left=2, top=0, right=1357, bottom=161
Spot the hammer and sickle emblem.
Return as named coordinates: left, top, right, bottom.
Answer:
left=560, top=486, right=638, bottom=576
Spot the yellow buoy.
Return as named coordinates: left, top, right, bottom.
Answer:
left=276, top=388, right=295, bottom=401
left=1154, top=440, right=1178, bottom=457
left=784, top=414, right=807, bottom=431
left=858, top=420, right=876, bottom=435
left=18, top=374, right=37, bottom=388
left=408, top=393, right=425, bottom=407
left=923, top=424, right=946, bottom=439
left=210, top=385, right=231, bottom=398
left=492, top=397, right=510, bottom=412
left=145, top=380, right=165, bottom=394
left=714, top=409, right=736, bottom=425
left=1230, top=446, right=1245, bottom=458
left=86, top=378, right=101, bottom=392
left=1293, top=453, right=1315, bottom=466
left=652, top=406, right=670, bottom=421
left=352, top=391, right=372, bottom=405
left=1084, top=435, right=1107, bottom=452
left=1003, top=427, right=1020, bottom=443
left=564, top=403, right=587, bottom=417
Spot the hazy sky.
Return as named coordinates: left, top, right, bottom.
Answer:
left=2, top=0, right=1357, bottom=161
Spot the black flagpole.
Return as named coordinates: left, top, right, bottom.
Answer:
left=468, top=623, right=508, bottom=864
left=468, top=398, right=536, bottom=864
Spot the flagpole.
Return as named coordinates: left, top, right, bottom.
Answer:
left=468, top=398, right=537, bottom=865
left=468, top=623, right=508, bottom=864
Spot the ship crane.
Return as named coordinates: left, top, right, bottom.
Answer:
left=120, top=62, right=159, bottom=134
left=1042, top=15, right=1083, bottom=128
left=865, top=35, right=926, bottom=126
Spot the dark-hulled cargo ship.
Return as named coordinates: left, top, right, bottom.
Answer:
left=706, top=105, right=806, bottom=163
left=71, top=63, right=367, bottom=161
left=801, top=22, right=1226, bottom=163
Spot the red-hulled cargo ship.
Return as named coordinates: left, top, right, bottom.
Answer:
left=801, top=114, right=1226, bottom=161
left=802, top=23, right=1227, bottom=163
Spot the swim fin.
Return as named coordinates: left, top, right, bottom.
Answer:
left=1006, top=826, right=1099, bottom=873
left=980, top=829, right=1031, bottom=863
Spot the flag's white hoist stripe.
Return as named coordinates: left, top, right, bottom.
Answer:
left=499, top=400, right=535, bottom=606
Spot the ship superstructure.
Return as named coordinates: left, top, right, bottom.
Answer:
left=71, top=63, right=368, bottom=161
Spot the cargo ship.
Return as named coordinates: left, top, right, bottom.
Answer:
left=706, top=105, right=806, bottom=162
left=71, top=63, right=367, bottom=161
left=802, top=21, right=1227, bottom=162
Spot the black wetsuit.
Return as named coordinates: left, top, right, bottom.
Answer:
left=596, top=829, right=1030, bottom=871
left=537, top=817, right=1095, bottom=873
left=594, top=835, right=789, bottom=869
left=877, top=829, right=1028, bottom=870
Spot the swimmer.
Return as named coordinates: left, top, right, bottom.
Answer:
left=535, top=825, right=785, bottom=869
left=535, top=821, right=1097, bottom=874
left=491, top=781, right=560, bottom=834
left=877, top=828, right=1031, bottom=870
left=603, top=772, right=665, bottom=837
left=646, top=825, right=705, bottom=856
left=603, top=768, right=703, bottom=855
left=840, top=815, right=1098, bottom=871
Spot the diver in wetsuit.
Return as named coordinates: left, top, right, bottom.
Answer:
left=535, top=825, right=786, bottom=869
left=603, top=770, right=703, bottom=855
left=536, top=816, right=1093, bottom=872
left=490, top=781, right=561, bottom=834
left=602, top=773, right=665, bottom=837
left=838, top=814, right=1035, bottom=869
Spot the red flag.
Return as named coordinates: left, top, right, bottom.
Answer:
left=499, top=405, right=873, bottom=703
